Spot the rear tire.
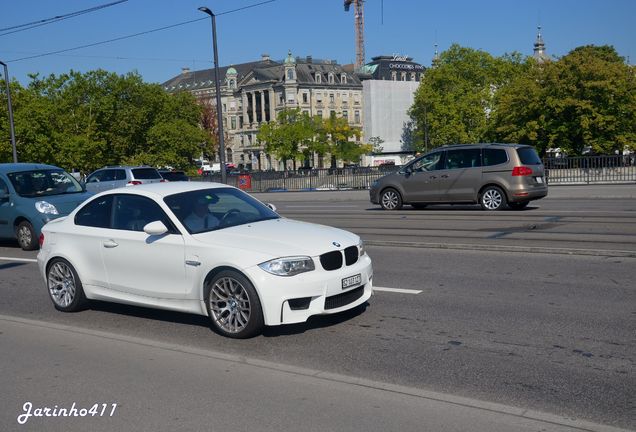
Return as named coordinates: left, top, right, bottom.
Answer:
left=205, top=270, right=264, bottom=339
left=46, top=258, right=88, bottom=312
left=508, top=201, right=529, bottom=210
left=380, top=188, right=403, bottom=210
left=480, top=186, right=507, bottom=211
left=16, top=221, right=38, bottom=251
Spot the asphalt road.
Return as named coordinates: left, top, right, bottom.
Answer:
left=1, top=184, right=634, bottom=431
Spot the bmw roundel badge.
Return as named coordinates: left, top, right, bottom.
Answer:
left=332, top=241, right=341, bottom=247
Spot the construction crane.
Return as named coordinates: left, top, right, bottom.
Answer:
left=344, top=0, right=365, bottom=70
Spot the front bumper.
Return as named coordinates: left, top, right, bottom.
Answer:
left=244, top=254, right=373, bottom=326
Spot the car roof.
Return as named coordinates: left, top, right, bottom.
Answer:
left=95, top=165, right=156, bottom=170
left=95, top=181, right=230, bottom=199
left=437, top=143, right=530, bottom=150
left=0, top=163, right=63, bottom=173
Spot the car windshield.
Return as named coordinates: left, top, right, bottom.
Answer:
left=164, top=187, right=279, bottom=234
left=7, top=169, right=84, bottom=197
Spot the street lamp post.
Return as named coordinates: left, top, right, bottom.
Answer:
left=0, top=60, right=18, bottom=163
left=198, top=6, right=227, bottom=184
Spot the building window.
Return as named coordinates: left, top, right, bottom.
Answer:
left=329, top=93, right=335, bottom=103
left=315, top=73, right=321, bottom=83
left=303, top=110, right=309, bottom=115
left=231, top=117, right=237, bottom=129
left=223, top=103, right=227, bottom=112
left=330, top=110, right=336, bottom=118
left=279, top=94, right=284, bottom=105
left=328, top=73, right=334, bottom=84
left=287, top=92, right=295, bottom=103
left=341, top=74, right=347, bottom=84
left=317, top=110, right=323, bottom=117
left=354, top=110, right=360, bottom=124
left=287, top=69, right=294, bottom=80
left=302, top=93, right=308, bottom=103
left=316, top=93, right=322, bottom=103
left=342, top=110, right=348, bottom=122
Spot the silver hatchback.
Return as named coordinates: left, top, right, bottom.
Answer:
left=370, top=144, right=548, bottom=211
left=85, top=166, right=164, bottom=193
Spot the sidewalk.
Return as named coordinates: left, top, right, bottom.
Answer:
left=1, top=315, right=630, bottom=432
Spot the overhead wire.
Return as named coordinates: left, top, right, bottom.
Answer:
left=7, top=0, right=277, bottom=63
left=0, top=0, right=128, bottom=37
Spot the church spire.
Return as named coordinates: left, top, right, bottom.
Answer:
left=432, top=43, right=440, bottom=67
left=533, top=26, right=549, bottom=63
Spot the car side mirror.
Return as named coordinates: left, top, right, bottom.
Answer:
left=265, top=203, right=277, bottom=212
left=143, top=220, right=168, bottom=236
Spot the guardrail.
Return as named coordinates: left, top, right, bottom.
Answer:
left=196, top=155, right=636, bottom=191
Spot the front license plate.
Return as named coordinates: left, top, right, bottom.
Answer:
left=342, top=274, right=362, bottom=289
left=535, top=176, right=543, bottom=184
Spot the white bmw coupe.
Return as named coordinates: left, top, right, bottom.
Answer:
left=37, top=182, right=373, bottom=338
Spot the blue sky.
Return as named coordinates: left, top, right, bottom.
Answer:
left=1, top=0, right=634, bottom=85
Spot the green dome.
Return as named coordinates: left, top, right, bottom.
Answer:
left=226, top=66, right=237, bottom=75
left=284, top=50, right=296, bottom=65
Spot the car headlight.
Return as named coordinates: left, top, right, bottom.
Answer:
left=358, top=239, right=366, bottom=257
left=35, top=201, right=59, bottom=215
left=259, top=256, right=315, bottom=277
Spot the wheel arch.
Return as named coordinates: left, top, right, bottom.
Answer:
left=478, top=183, right=509, bottom=201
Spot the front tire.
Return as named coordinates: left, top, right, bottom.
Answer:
left=46, top=258, right=88, bottom=312
left=480, top=186, right=507, bottom=211
left=205, top=270, right=264, bottom=339
left=380, top=188, right=403, bottom=210
left=16, top=221, right=38, bottom=251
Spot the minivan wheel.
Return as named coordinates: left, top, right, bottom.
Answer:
left=380, top=188, right=403, bottom=210
left=508, top=201, right=529, bottom=210
left=16, top=221, right=38, bottom=251
left=480, top=186, right=507, bottom=211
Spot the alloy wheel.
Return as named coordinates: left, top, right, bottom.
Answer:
left=17, top=225, right=32, bottom=249
left=381, top=190, right=399, bottom=210
left=209, top=277, right=252, bottom=334
left=482, top=189, right=503, bottom=210
left=48, top=262, right=77, bottom=308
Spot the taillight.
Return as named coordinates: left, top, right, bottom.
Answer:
left=512, top=166, right=533, bottom=176
left=127, top=180, right=142, bottom=186
left=39, top=233, right=45, bottom=247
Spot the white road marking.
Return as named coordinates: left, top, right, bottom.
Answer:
left=373, top=286, right=422, bottom=295
left=0, top=257, right=38, bottom=263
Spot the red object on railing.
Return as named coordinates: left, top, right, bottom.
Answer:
left=238, top=174, right=252, bottom=190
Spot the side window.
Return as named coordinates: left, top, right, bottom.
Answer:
left=86, top=171, right=104, bottom=183
left=113, top=169, right=127, bottom=181
left=483, top=149, right=509, bottom=166
left=446, top=149, right=482, bottom=169
left=113, top=194, right=176, bottom=232
left=75, top=196, right=113, bottom=228
left=412, top=152, right=443, bottom=172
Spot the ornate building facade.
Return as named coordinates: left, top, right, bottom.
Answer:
left=162, top=52, right=363, bottom=170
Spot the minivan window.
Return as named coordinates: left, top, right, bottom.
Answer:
left=517, top=147, right=542, bottom=165
left=445, top=148, right=482, bottom=169
left=132, top=168, right=161, bottom=180
left=7, top=170, right=84, bottom=197
left=75, top=195, right=113, bottom=228
left=411, top=152, right=443, bottom=172
left=483, top=149, right=508, bottom=166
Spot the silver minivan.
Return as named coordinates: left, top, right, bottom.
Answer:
left=85, top=166, right=164, bottom=194
left=369, top=144, right=548, bottom=211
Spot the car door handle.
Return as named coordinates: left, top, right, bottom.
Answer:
left=429, top=175, right=437, bottom=179
left=441, top=174, right=449, bottom=178
left=103, top=240, right=119, bottom=248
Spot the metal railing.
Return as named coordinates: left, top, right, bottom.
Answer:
left=195, top=155, right=636, bottom=191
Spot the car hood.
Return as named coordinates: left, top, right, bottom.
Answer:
left=37, top=192, right=93, bottom=215
left=192, top=218, right=360, bottom=258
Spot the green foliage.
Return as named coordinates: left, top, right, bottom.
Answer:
left=0, top=70, right=205, bottom=170
left=410, top=44, right=528, bottom=150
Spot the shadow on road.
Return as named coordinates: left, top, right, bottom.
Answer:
left=0, top=239, right=20, bottom=249
left=365, top=205, right=540, bottom=212
left=0, top=262, right=28, bottom=271
left=86, top=300, right=370, bottom=338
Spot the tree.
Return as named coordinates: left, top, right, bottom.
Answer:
left=410, top=45, right=527, bottom=150
left=0, top=70, right=206, bottom=170
left=490, top=45, right=636, bottom=155
left=257, top=109, right=315, bottom=170
left=320, top=113, right=370, bottom=168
